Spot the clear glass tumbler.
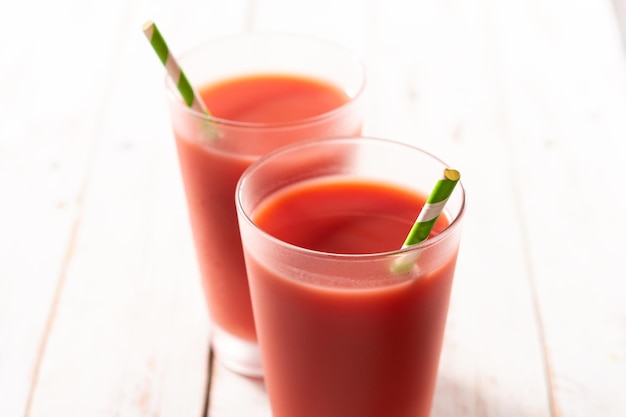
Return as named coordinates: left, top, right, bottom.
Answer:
left=165, top=33, right=365, bottom=376
left=236, top=137, right=465, bottom=416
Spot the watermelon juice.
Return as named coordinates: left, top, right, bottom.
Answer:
left=166, top=34, right=365, bottom=376
left=236, top=137, right=465, bottom=417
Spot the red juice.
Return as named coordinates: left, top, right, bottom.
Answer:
left=172, top=74, right=358, bottom=342
left=244, top=178, right=458, bottom=417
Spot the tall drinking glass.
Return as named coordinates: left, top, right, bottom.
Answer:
left=165, top=34, right=365, bottom=376
left=236, top=137, right=465, bottom=417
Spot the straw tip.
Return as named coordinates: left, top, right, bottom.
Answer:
left=142, top=20, right=155, bottom=33
left=444, top=168, right=460, bottom=181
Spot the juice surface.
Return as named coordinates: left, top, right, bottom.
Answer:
left=174, top=74, right=353, bottom=341
left=246, top=178, right=458, bottom=417
left=201, top=73, right=350, bottom=123
left=253, top=179, right=447, bottom=254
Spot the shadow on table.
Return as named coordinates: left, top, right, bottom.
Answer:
left=206, top=356, right=271, bottom=417
left=206, top=351, right=549, bottom=417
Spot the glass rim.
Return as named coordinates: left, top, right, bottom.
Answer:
left=165, top=31, right=367, bottom=130
left=236, top=136, right=466, bottom=261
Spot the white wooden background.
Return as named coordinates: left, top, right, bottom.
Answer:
left=1, top=0, right=625, bottom=416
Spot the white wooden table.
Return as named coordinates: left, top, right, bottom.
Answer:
left=1, top=0, right=626, bottom=416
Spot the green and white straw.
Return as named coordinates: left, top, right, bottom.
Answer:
left=402, top=168, right=461, bottom=247
left=393, top=168, right=460, bottom=273
left=142, top=20, right=209, bottom=115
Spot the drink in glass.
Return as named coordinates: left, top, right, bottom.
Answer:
left=166, top=34, right=365, bottom=376
left=236, top=137, right=465, bottom=416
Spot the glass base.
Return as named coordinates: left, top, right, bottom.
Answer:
left=211, top=326, right=263, bottom=378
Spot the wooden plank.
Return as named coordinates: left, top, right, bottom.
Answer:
left=22, top=1, right=250, bottom=416
left=611, top=0, right=626, bottom=47
left=0, top=1, right=129, bottom=416
left=488, top=0, right=626, bottom=416
left=251, top=0, right=370, bottom=51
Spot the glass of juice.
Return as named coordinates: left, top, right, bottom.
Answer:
left=236, top=137, right=465, bottom=417
left=165, top=33, right=365, bottom=376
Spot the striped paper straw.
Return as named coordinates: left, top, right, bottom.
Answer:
left=402, top=168, right=461, bottom=248
left=142, top=20, right=209, bottom=115
left=392, top=168, right=460, bottom=273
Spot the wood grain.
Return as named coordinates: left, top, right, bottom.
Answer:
left=0, top=1, right=624, bottom=416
